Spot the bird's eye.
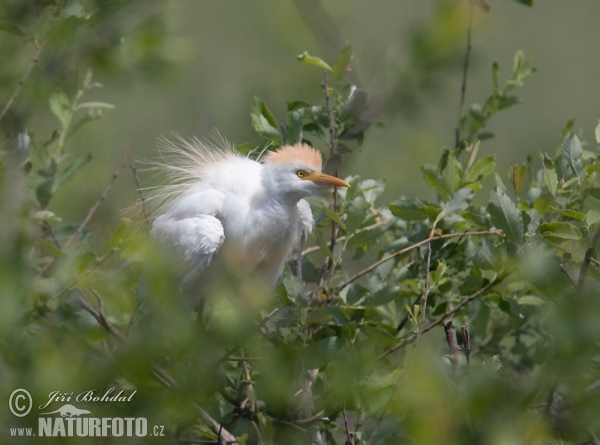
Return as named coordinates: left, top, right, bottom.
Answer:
left=296, top=170, right=306, bottom=178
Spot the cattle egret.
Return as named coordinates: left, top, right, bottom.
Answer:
left=146, top=135, right=349, bottom=306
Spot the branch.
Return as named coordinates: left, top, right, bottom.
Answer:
left=0, top=41, right=44, bottom=124
left=378, top=275, right=504, bottom=358
left=416, top=241, right=433, bottom=344
left=455, top=0, right=474, bottom=150
left=79, top=288, right=126, bottom=341
left=444, top=321, right=461, bottom=375
left=301, top=218, right=392, bottom=256
left=131, top=162, right=150, bottom=232
left=578, top=226, right=600, bottom=291
left=336, top=230, right=502, bottom=293
left=461, top=325, right=471, bottom=370
left=78, top=288, right=238, bottom=444
left=560, top=263, right=577, bottom=289
left=39, top=144, right=133, bottom=276
left=320, top=71, right=340, bottom=285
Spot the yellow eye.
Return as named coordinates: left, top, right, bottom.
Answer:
left=297, top=170, right=306, bottom=178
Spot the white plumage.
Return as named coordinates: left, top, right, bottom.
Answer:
left=146, top=135, right=349, bottom=301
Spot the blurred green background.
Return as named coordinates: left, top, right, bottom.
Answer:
left=2, top=0, right=595, bottom=241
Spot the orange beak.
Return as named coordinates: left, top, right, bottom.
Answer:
left=306, top=172, right=350, bottom=188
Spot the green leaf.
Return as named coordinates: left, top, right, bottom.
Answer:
left=542, top=155, right=558, bottom=196
left=421, top=164, right=439, bottom=194
left=440, top=188, right=474, bottom=219
left=465, top=156, right=496, bottom=183
left=297, top=51, right=333, bottom=72
left=55, top=154, right=92, bottom=188
left=488, top=188, right=524, bottom=244
left=332, top=43, right=353, bottom=80
left=586, top=209, right=600, bottom=227
left=0, top=21, right=31, bottom=38
left=283, top=271, right=305, bottom=299
left=363, top=285, right=399, bottom=307
left=250, top=97, right=281, bottom=143
left=323, top=206, right=347, bottom=231
left=515, top=295, right=545, bottom=306
left=513, top=0, right=533, bottom=6
left=74, top=102, right=115, bottom=111
left=539, top=222, right=582, bottom=240
left=473, top=239, right=501, bottom=271
left=104, top=218, right=132, bottom=253
left=36, top=179, right=55, bottom=209
left=388, top=199, right=439, bottom=221
left=50, top=92, right=71, bottom=127
left=560, top=132, right=583, bottom=182
left=337, top=90, right=367, bottom=123
left=507, top=164, right=527, bottom=195
left=551, top=207, right=585, bottom=221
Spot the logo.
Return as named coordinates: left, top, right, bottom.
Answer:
left=7, top=387, right=166, bottom=439
left=40, top=404, right=91, bottom=417
left=8, top=389, right=32, bottom=418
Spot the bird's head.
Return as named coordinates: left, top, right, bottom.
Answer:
left=263, top=144, right=350, bottom=201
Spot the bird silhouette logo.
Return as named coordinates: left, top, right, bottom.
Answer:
left=40, top=404, right=91, bottom=417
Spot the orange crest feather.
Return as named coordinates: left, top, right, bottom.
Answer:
left=263, top=144, right=322, bottom=171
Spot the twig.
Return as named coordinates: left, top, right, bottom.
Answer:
left=578, top=226, right=600, bottom=291
left=545, top=382, right=558, bottom=415
left=337, top=230, right=502, bottom=293
left=416, top=241, right=433, bottom=344
left=38, top=144, right=133, bottom=276
left=559, top=263, right=577, bottom=289
left=320, top=71, right=340, bottom=285
left=455, top=0, right=474, bottom=150
left=444, top=322, right=461, bottom=375
left=44, top=220, right=62, bottom=250
left=131, top=162, right=150, bottom=232
left=79, top=288, right=126, bottom=341
left=342, top=407, right=353, bottom=445
left=378, top=275, right=505, bottom=359
left=301, top=218, right=392, bottom=256
left=0, top=41, right=44, bottom=124
left=78, top=288, right=238, bottom=444
left=461, top=325, right=471, bottom=370
left=590, top=257, right=600, bottom=267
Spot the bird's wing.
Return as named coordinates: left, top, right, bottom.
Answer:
left=151, top=212, right=225, bottom=281
left=291, top=199, right=314, bottom=258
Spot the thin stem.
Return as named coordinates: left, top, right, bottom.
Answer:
left=0, top=41, right=44, bottom=124
left=415, top=241, right=432, bottom=344
left=378, top=275, right=505, bottom=359
left=578, top=226, right=600, bottom=291
left=444, top=321, right=461, bottom=375
left=131, top=162, right=150, bottom=232
left=455, top=0, right=474, bottom=150
left=38, top=144, right=133, bottom=276
left=461, top=325, right=471, bottom=370
left=336, top=230, right=502, bottom=293
left=78, top=288, right=237, bottom=445
left=301, top=218, right=392, bottom=256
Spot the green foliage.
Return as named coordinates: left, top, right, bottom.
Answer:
left=1, top=3, right=600, bottom=445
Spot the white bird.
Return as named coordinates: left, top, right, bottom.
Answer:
left=145, top=135, right=349, bottom=306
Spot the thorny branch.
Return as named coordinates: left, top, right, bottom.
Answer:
left=0, top=41, right=44, bottom=125
left=78, top=288, right=238, bottom=444
left=38, top=144, right=133, bottom=276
